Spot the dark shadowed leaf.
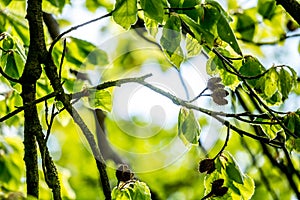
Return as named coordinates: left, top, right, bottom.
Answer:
left=258, top=0, right=276, bottom=19
left=140, top=0, right=164, bottom=23
left=236, top=13, right=256, bottom=41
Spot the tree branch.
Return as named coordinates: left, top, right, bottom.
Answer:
left=21, top=0, right=62, bottom=199
left=212, top=48, right=297, bottom=138
left=0, top=91, right=57, bottom=122
left=43, top=51, right=112, bottom=199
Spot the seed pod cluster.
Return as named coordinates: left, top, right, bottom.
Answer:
left=116, top=164, right=134, bottom=184
left=199, top=158, right=216, bottom=174
left=207, top=77, right=229, bottom=105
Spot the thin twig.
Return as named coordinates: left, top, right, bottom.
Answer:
left=59, top=39, right=67, bottom=80
left=213, top=125, right=230, bottom=160
left=238, top=33, right=300, bottom=46
left=49, top=12, right=113, bottom=54
left=0, top=91, right=57, bottom=122
left=178, top=70, right=190, bottom=100
left=137, top=80, right=283, bottom=146
left=188, top=87, right=208, bottom=103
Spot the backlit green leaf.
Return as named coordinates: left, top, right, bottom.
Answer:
left=233, top=174, right=255, bottom=200
left=279, top=68, right=293, bottom=101
left=112, top=0, right=137, bottom=30
left=186, top=33, right=202, bottom=57
left=286, top=138, right=300, bottom=152
left=85, top=0, right=113, bottom=12
left=217, top=14, right=242, bottom=55
left=264, top=68, right=279, bottom=98
left=222, top=152, right=244, bottom=184
left=144, top=16, right=159, bottom=37
left=140, top=0, right=164, bottom=23
left=178, top=107, right=201, bottom=145
left=284, top=112, right=300, bottom=137
left=111, top=181, right=151, bottom=200
left=160, top=15, right=184, bottom=69
left=88, top=89, right=112, bottom=112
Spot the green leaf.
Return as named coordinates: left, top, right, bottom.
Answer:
left=286, top=138, right=300, bottom=152
left=205, top=0, right=231, bottom=20
left=264, top=68, right=279, bottom=98
left=236, top=13, right=256, bottom=41
left=1, top=0, right=12, bottom=6
left=140, top=0, right=164, bottom=23
left=85, top=0, right=113, bottom=12
left=111, top=187, right=131, bottom=200
left=5, top=53, right=20, bottom=79
left=201, top=3, right=220, bottom=34
left=257, top=118, right=282, bottom=140
left=178, top=107, right=201, bottom=145
left=222, top=152, right=244, bottom=184
left=279, top=68, right=293, bottom=101
left=13, top=51, right=25, bottom=74
left=2, top=36, right=15, bottom=49
left=284, top=112, right=300, bottom=137
left=46, top=0, right=68, bottom=12
left=65, top=37, right=108, bottom=69
left=239, top=55, right=266, bottom=87
left=226, top=162, right=243, bottom=184
left=160, top=15, right=184, bottom=69
left=217, top=14, right=242, bottom=55
left=258, top=0, right=276, bottom=19
left=131, top=181, right=151, bottom=200
left=144, top=16, right=159, bottom=37
left=179, top=14, right=215, bottom=47
left=233, top=174, right=255, bottom=200
left=206, top=55, right=223, bottom=75
left=186, top=33, right=202, bottom=57
left=182, top=1, right=203, bottom=21
left=88, top=89, right=112, bottom=112
left=87, top=49, right=109, bottom=66
left=112, top=0, right=138, bottom=30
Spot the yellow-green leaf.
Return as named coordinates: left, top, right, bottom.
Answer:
left=112, top=0, right=137, bottom=30
left=88, top=89, right=112, bottom=112
left=178, top=107, right=201, bottom=145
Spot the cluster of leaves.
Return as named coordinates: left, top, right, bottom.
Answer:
left=199, top=151, right=255, bottom=200
left=239, top=56, right=297, bottom=105
left=112, top=0, right=242, bottom=69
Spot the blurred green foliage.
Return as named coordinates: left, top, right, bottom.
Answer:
left=1, top=0, right=300, bottom=199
